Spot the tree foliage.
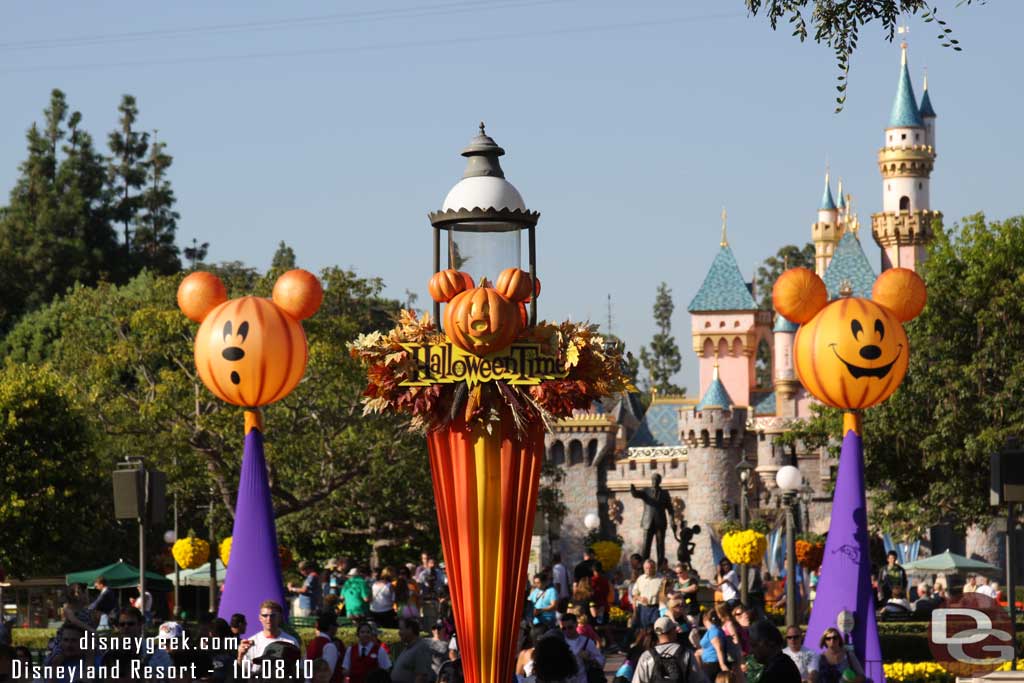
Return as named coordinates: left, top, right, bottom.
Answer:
left=639, top=282, right=684, bottom=395
left=793, top=214, right=1024, bottom=537
left=755, top=243, right=816, bottom=311
left=744, top=0, right=972, bottom=112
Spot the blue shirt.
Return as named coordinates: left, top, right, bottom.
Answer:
left=529, top=586, right=557, bottom=624
left=700, top=625, right=725, bottom=663
left=299, top=573, right=322, bottom=611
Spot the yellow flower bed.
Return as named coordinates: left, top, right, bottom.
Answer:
left=172, top=537, right=210, bottom=570
left=884, top=660, right=1014, bottom=683
left=592, top=540, right=622, bottom=572
left=722, top=529, right=767, bottom=565
left=220, top=537, right=232, bottom=567
left=608, top=606, right=629, bottom=625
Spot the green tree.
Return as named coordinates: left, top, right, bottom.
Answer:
left=107, top=95, right=149, bottom=254
left=795, top=214, right=1024, bottom=536
left=639, top=282, right=684, bottom=395
left=132, top=134, right=180, bottom=274
left=0, top=364, right=131, bottom=577
left=183, top=238, right=210, bottom=270
left=270, top=241, right=297, bottom=271
left=745, top=0, right=972, bottom=111
left=755, top=243, right=816, bottom=311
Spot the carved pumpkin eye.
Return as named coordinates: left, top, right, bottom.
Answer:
left=223, top=320, right=232, bottom=342
left=237, top=321, right=250, bottom=342
left=874, top=319, right=885, bottom=341
left=851, top=320, right=863, bottom=340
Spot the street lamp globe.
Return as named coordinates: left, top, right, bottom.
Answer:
left=584, top=513, right=600, bottom=531
left=776, top=465, right=802, bottom=492
left=163, top=530, right=177, bottom=544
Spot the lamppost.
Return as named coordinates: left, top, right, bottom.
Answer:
left=776, top=465, right=803, bottom=628
left=736, top=456, right=755, bottom=606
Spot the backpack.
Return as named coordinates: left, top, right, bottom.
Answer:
left=438, top=658, right=464, bottom=683
left=648, top=645, right=691, bottom=683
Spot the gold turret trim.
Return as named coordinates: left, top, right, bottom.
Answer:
left=877, top=146, right=936, bottom=179
left=871, top=210, right=941, bottom=247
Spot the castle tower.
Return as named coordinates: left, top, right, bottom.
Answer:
left=681, top=370, right=744, bottom=579
left=772, top=314, right=800, bottom=418
left=688, top=211, right=771, bottom=408
left=812, top=170, right=843, bottom=276
left=871, top=43, right=941, bottom=272
left=836, top=178, right=847, bottom=222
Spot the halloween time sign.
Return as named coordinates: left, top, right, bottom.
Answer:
left=398, top=341, right=568, bottom=387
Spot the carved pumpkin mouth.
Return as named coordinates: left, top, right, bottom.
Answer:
left=470, top=320, right=490, bottom=333
left=829, top=343, right=902, bottom=379
left=230, top=371, right=241, bottom=385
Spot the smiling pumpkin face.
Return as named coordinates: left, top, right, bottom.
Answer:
left=794, top=297, right=909, bottom=409
left=444, top=284, right=522, bottom=356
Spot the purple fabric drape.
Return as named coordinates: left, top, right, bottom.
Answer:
left=806, top=429, right=884, bottom=683
left=217, top=428, right=286, bottom=629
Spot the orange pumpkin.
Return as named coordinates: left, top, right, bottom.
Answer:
left=444, top=284, right=521, bottom=356
left=871, top=267, right=927, bottom=323
left=178, top=270, right=322, bottom=407
left=794, top=296, right=910, bottom=409
left=773, top=267, right=827, bottom=324
left=494, top=268, right=534, bottom=302
left=178, top=271, right=228, bottom=323
left=429, top=269, right=474, bottom=303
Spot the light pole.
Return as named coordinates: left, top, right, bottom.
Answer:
left=776, top=465, right=803, bottom=628
left=737, top=456, right=755, bottom=606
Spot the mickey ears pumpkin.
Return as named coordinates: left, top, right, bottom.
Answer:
left=773, top=267, right=828, bottom=324
left=272, top=269, right=323, bottom=320
left=178, top=271, right=228, bottom=323
left=872, top=267, right=926, bottom=322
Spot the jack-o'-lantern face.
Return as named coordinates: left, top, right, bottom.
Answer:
left=794, top=298, right=909, bottom=409
left=444, top=284, right=521, bottom=356
left=178, top=269, right=323, bottom=408
left=773, top=267, right=926, bottom=411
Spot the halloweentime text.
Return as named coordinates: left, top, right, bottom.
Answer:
left=399, top=342, right=568, bottom=387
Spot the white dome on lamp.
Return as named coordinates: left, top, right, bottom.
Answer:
left=442, top=176, right=526, bottom=213
left=584, top=513, right=600, bottom=531
left=163, top=530, right=177, bottom=544
left=775, top=465, right=803, bottom=492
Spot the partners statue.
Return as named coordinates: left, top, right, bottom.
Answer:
left=630, top=473, right=675, bottom=563
left=673, top=521, right=701, bottom=568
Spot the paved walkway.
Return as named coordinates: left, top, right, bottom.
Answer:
left=603, top=651, right=625, bottom=681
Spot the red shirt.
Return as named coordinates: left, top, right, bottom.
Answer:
left=590, top=575, right=611, bottom=607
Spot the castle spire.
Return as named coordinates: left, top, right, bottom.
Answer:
left=836, top=178, right=846, bottom=212
left=919, top=67, right=937, bottom=118
left=820, top=169, right=837, bottom=211
left=888, top=41, right=923, bottom=128
left=720, top=207, right=728, bottom=247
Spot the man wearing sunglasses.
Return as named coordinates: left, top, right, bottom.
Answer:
left=111, top=607, right=172, bottom=671
left=237, top=601, right=299, bottom=663
left=781, top=627, right=817, bottom=683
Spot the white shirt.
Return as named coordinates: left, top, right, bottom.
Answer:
left=341, top=642, right=392, bottom=671
left=565, top=634, right=604, bottom=683
left=241, top=630, right=300, bottom=661
left=552, top=563, right=570, bottom=600
left=311, top=634, right=340, bottom=674
left=132, top=591, right=153, bottom=612
left=719, top=570, right=739, bottom=602
left=371, top=580, right=395, bottom=612
left=784, top=646, right=819, bottom=682
left=976, top=584, right=996, bottom=598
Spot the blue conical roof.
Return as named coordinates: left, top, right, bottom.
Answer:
left=822, top=232, right=877, bottom=299
left=837, top=181, right=846, bottom=210
left=820, top=174, right=836, bottom=211
left=696, top=367, right=733, bottom=410
left=889, top=47, right=924, bottom=128
left=919, top=87, right=936, bottom=118
left=688, top=244, right=758, bottom=312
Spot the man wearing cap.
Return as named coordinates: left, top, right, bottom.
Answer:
left=632, top=616, right=704, bottom=683
left=237, top=600, right=300, bottom=663
left=307, top=613, right=343, bottom=682
left=342, top=568, right=372, bottom=619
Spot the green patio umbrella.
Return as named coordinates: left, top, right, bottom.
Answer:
left=66, top=561, right=174, bottom=591
left=164, top=560, right=226, bottom=587
left=900, top=550, right=1001, bottom=576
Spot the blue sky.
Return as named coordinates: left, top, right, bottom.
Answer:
left=2, top=0, right=1021, bottom=392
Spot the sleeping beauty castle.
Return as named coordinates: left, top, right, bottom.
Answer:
left=535, top=42, right=957, bottom=579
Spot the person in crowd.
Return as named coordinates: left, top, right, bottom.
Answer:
left=396, top=566, right=421, bottom=620
left=570, top=605, right=600, bottom=645
left=206, top=618, right=237, bottom=683
left=612, top=628, right=652, bottom=683
left=343, top=568, right=372, bottom=619
left=696, top=609, right=729, bottom=679
left=237, top=600, right=299, bottom=663
left=115, top=606, right=172, bottom=669
left=370, top=567, right=397, bottom=627
left=415, top=554, right=432, bottom=583
left=976, top=576, right=996, bottom=598
left=589, top=562, right=611, bottom=625
left=13, top=645, right=31, bottom=669
left=529, top=573, right=559, bottom=627
left=307, top=612, right=343, bottom=682
left=130, top=583, right=153, bottom=624
left=559, top=612, right=604, bottom=683
left=44, top=584, right=94, bottom=666
left=715, top=560, right=739, bottom=607
left=782, top=627, right=817, bottom=683
left=962, top=574, right=978, bottom=594
left=876, top=551, right=907, bottom=603
left=0, top=646, right=13, bottom=683
left=532, top=632, right=579, bottom=683
left=312, top=658, right=333, bottom=683
left=230, top=613, right=248, bottom=638
left=551, top=553, right=570, bottom=602
left=912, top=583, right=940, bottom=615
left=47, top=622, right=89, bottom=680
left=632, top=560, right=666, bottom=629
left=748, top=621, right=800, bottom=683
left=574, top=549, right=596, bottom=583
left=730, top=605, right=751, bottom=657
left=815, top=628, right=864, bottom=683
left=631, top=616, right=704, bottom=683
left=881, top=586, right=912, bottom=616
left=665, top=596, right=688, bottom=632
left=325, top=559, right=344, bottom=598
left=88, top=576, right=118, bottom=619
left=516, top=625, right=550, bottom=683
left=342, top=622, right=392, bottom=683
left=289, top=560, right=323, bottom=618
left=427, top=620, right=452, bottom=675
left=390, top=618, right=433, bottom=683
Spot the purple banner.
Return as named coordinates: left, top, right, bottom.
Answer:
left=217, top=429, right=286, bottom=630
left=806, top=429, right=884, bottom=683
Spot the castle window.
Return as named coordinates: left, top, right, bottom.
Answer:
left=550, top=441, right=565, bottom=465
left=700, top=430, right=710, bottom=447
left=670, top=458, right=678, bottom=469
left=915, top=133, right=920, bottom=141
left=918, top=182, right=923, bottom=190
left=715, top=430, right=724, bottom=448
left=887, top=184, right=891, bottom=191
left=888, top=134, right=892, bottom=143
left=719, top=321, right=725, bottom=328
left=733, top=320, right=740, bottom=327
left=586, top=439, right=599, bottom=466
left=899, top=196, right=911, bottom=211
left=705, top=321, right=711, bottom=328
left=901, top=133, right=907, bottom=140
left=569, top=440, right=583, bottom=466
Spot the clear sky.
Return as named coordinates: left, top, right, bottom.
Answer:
left=2, top=0, right=1021, bottom=393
